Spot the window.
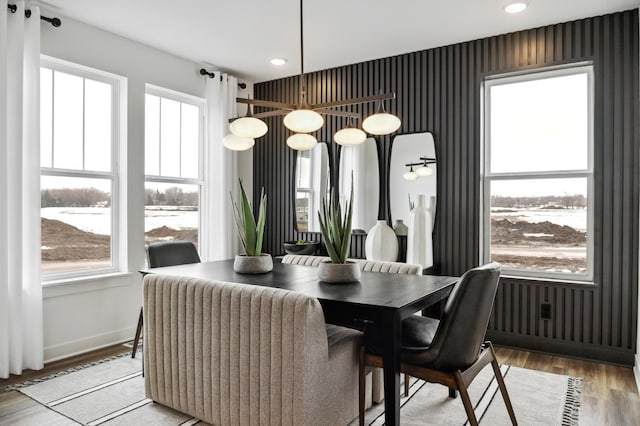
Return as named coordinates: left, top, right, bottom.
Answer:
left=144, top=86, right=204, bottom=249
left=482, top=65, right=594, bottom=281
left=40, top=58, right=123, bottom=279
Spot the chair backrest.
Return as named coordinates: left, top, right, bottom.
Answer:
left=282, top=255, right=423, bottom=275
left=147, top=241, right=200, bottom=268
left=358, top=260, right=422, bottom=275
left=420, top=262, right=501, bottom=371
left=282, top=254, right=329, bottom=266
left=143, top=274, right=330, bottom=425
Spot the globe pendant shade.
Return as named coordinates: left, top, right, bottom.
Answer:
left=416, top=165, right=433, bottom=176
left=362, top=112, right=401, bottom=135
left=283, top=109, right=324, bottom=133
left=403, top=170, right=417, bottom=181
left=230, top=116, right=268, bottom=138
left=223, top=134, right=255, bottom=151
left=334, top=127, right=366, bottom=146
left=287, top=133, right=317, bottom=151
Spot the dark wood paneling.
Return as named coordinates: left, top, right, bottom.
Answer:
left=254, top=10, right=639, bottom=364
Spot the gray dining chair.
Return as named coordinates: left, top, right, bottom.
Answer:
left=358, top=262, right=516, bottom=426
left=131, top=241, right=200, bottom=358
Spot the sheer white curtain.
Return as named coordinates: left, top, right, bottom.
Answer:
left=204, top=73, right=240, bottom=260
left=0, top=0, right=44, bottom=378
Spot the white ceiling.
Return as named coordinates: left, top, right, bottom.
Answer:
left=41, top=0, right=637, bottom=83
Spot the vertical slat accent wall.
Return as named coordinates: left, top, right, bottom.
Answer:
left=254, top=10, right=639, bottom=364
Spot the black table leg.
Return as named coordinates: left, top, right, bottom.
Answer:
left=382, top=310, right=401, bottom=426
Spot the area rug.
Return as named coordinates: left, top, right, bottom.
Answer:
left=9, top=354, right=580, bottom=425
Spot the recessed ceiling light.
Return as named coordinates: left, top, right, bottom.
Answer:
left=504, top=1, right=528, bottom=14
left=270, top=58, right=287, bottom=66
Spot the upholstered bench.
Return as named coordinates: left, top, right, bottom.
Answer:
left=143, top=274, right=362, bottom=425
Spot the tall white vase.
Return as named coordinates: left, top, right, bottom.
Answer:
left=365, top=220, right=399, bottom=262
left=407, top=194, right=433, bottom=269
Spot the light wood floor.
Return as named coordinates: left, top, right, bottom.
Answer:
left=1, top=344, right=639, bottom=424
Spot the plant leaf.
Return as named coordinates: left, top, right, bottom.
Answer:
left=254, top=187, right=267, bottom=256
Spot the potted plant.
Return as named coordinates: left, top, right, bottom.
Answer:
left=316, top=181, right=360, bottom=283
left=283, top=239, right=320, bottom=255
left=231, top=180, right=272, bottom=274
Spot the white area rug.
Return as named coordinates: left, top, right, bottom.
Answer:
left=11, top=354, right=580, bottom=425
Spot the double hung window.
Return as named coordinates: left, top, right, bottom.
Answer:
left=144, top=86, right=204, bottom=249
left=40, top=57, right=123, bottom=279
left=482, top=65, right=594, bottom=282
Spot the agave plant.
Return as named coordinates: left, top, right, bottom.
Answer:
left=317, top=180, right=354, bottom=264
left=231, top=180, right=267, bottom=256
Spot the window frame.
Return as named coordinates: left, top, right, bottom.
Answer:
left=144, top=84, right=206, bottom=251
left=40, top=56, right=124, bottom=282
left=481, top=63, right=595, bottom=283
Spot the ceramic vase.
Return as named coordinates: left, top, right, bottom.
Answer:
left=393, top=219, right=408, bottom=236
left=407, top=195, right=433, bottom=269
left=365, top=220, right=399, bottom=262
left=233, top=253, right=273, bottom=274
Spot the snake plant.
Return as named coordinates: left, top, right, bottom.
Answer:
left=231, top=180, right=267, bottom=256
left=317, top=180, right=354, bottom=264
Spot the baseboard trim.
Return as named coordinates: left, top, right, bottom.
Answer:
left=44, top=327, right=136, bottom=363
left=486, top=331, right=634, bottom=366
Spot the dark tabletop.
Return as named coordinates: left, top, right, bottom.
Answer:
left=142, top=258, right=458, bottom=314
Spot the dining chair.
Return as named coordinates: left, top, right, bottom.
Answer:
left=358, top=262, right=517, bottom=426
left=131, top=241, right=201, bottom=358
left=282, top=254, right=422, bottom=402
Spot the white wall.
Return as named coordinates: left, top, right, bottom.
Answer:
left=40, top=15, right=253, bottom=361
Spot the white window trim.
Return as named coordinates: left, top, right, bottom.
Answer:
left=144, top=84, right=206, bottom=252
left=481, top=63, right=595, bottom=283
left=40, top=56, right=127, bottom=284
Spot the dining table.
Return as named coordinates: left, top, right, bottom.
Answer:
left=141, top=258, right=458, bottom=426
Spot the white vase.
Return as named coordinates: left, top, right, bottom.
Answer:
left=365, top=220, right=399, bottom=262
left=407, top=195, right=433, bottom=269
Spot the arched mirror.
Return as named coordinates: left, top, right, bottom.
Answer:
left=294, top=142, right=330, bottom=232
left=389, top=132, right=437, bottom=225
left=339, top=138, right=379, bottom=233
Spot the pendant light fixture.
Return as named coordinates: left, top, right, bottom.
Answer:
left=404, top=156, right=436, bottom=180
left=403, top=164, right=418, bottom=181
left=229, top=104, right=268, bottom=138
left=225, top=0, right=402, bottom=151
left=223, top=134, right=255, bottom=151
left=334, top=118, right=367, bottom=146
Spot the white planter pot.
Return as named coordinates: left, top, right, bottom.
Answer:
left=407, top=195, right=434, bottom=269
left=234, top=253, right=273, bottom=274
left=317, top=260, right=361, bottom=283
left=365, top=220, right=399, bottom=262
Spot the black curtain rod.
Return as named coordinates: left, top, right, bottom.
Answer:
left=7, top=4, right=62, bottom=27
left=200, top=68, right=247, bottom=90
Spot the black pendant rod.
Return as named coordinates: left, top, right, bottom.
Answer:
left=298, top=0, right=304, bottom=106
left=7, top=4, right=62, bottom=27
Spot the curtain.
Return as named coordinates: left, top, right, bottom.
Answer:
left=204, top=73, right=240, bottom=260
left=0, top=0, right=44, bottom=378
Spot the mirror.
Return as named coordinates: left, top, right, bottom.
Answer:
left=294, top=142, right=330, bottom=232
left=339, top=138, right=379, bottom=233
left=389, top=132, right=437, bottom=225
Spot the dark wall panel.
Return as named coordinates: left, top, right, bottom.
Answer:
left=254, top=10, right=639, bottom=364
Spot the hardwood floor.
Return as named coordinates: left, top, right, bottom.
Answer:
left=495, top=347, right=640, bottom=425
left=0, top=344, right=638, bottom=424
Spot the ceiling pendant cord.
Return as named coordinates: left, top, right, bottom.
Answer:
left=299, top=0, right=305, bottom=108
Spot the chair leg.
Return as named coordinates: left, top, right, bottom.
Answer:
left=358, top=347, right=366, bottom=426
left=132, top=308, right=143, bottom=358
left=489, top=347, right=517, bottom=425
left=448, top=387, right=457, bottom=398
left=404, top=373, right=410, bottom=397
left=454, top=371, right=478, bottom=426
